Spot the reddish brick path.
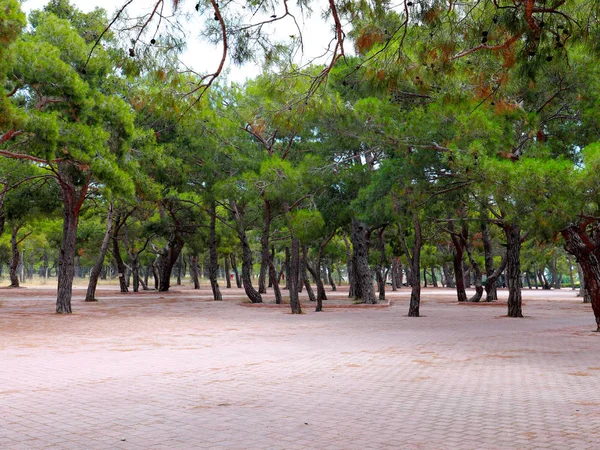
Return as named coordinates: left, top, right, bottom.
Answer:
left=0, top=285, right=598, bottom=449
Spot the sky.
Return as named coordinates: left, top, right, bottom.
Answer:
left=20, top=0, right=339, bottom=83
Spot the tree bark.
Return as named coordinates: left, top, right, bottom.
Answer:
left=327, top=258, right=337, bottom=291
left=343, top=233, right=355, bottom=298
left=191, top=255, right=200, bottom=289
left=112, top=231, right=128, bottom=293
left=86, top=203, right=114, bottom=301
left=450, top=221, right=468, bottom=302
left=224, top=255, right=231, bottom=288
left=408, top=215, right=422, bottom=317
left=230, top=253, right=242, bottom=288
left=56, top=173, right=88, bottom=314
left=9, top=226, right=21, bottom=288
left=562, top=225, right=600, bottom=330
left=505, top=224, right=523, bottom=317
left=481, top=221, right=498, bottom=301
left=351, top=218, right=377, bottom=304
left=258, top=199, right=271, bottom=294
left=485, top=256, right=507, bottom=302
left=157, top=236, right=184, bottom=292
left=208, top=202, right=222, bottom=300
left=442, top=263, right=454, bottom=288
left=238, top=228, right=262, bottom=303
left=376, top=228, right=387, bottom=301
left=268, top=257, right=282, bottom=304
left=288, top=236, right=302, bottom=314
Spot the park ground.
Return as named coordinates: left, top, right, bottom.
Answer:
left=0, top=284, right=599, bottom=449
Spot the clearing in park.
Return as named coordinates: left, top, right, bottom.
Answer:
left=0, top=284, right=598, bottom=449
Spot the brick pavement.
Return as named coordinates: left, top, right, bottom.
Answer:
left=0, top=285, right=598, bottom=449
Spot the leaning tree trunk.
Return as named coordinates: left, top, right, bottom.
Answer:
left=485, top=256, right=507, bottom=302
left=505, top=224, right=523, bottom=318
left=452, top=239, right=467, bottom=302
left=208, top=202, right=222, bottom=300
left=157, top=236, right=184, bottom=292
left=465, top=244, right=483, bottom=302
left=113, top=234, right=128, bottom=293
left=301, top=250, right=316, bottom=303
left=268, top=258, right=282, bottom=305
left=562, top=225, right=600, bottom=331
left=239, top=230, right=262, bottom=303
left=86, top=204, right=114, bottom=301
left=327, top=258, right=337, bottom=291
left=288, top=236, right=302, bottom=314
left=230, top=253, right=242, bottom=288
left=351, top=219, right=377, bottom=304
left=56, top=178, right=88, bottom=314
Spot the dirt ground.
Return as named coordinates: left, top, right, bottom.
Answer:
left=0, top=283, right=598, bottom=449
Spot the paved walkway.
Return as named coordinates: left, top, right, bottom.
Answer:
left=0, top=285, right=598, bottom=449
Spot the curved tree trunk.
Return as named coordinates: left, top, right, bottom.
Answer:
left=465, top=244, right=483, bottom=302
left=505, top=224, right=523, bottom=317
left=268, top=258, right=282, bottom=304
left=113, top=234, right=128, bottom=293
left=485, top=256, right=507, bottom=302
left=86, top=203, right=114, bottom=301
left=230, top=253, right=242, bottom=288
left=562, top=225, right=600, bottom=330
left=239, top=230, right=262, bottom=303
left=157, top=236, right=184, bottom=292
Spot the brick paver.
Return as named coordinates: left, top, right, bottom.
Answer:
left=0, top=285, right=598, bottom=449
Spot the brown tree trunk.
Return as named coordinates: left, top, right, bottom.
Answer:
left=443, top=263, right=454, bottom=288
left=208, top=202, right=222, bottom=300
left=157, top=236, right=184, bottom=292
left=327, top=258, right=337, bottom=291
left=351, top=219, right=377, bottom=304
left=408, top=215, right=422, bottom=317
left=450, top=221, right=468, bottom=302
left=485, top=256, right=507, bottom=302
left=230, top=253, right=242, bottom=288
left=288, top=236, right=302, bottom=314
left=376, top=228, right=386, bottom=301
left=268, top=257, right=282, bottom=304
left=113, top=232, right=128, bottom=293
left=190, top=255, right=200, bottom=289
left=9, top=226, right=20, bottom=288
left=224, top=255, right=231, bottom=288
left=343, top=234, right=355, bottom=298
left=562, top=225, right=600, bottom=330
left=258, top=199, right=271, bottom=294
left=465, top=244, right=483, bottom=302
left=56, top=175, right=88, bottom=314
left=86, top=203, right=114, bottom=301
left=505, top=224, right=523, bottom=317
left=481, top=221, right=498, bottom=301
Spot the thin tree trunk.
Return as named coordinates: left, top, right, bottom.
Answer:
left=450, top=221, right=468, bottom=302
left=408, top=215, right=422, bottom=317
left=113, top=233, right=128, bottom=293
left=258, top=199, right=271, bottom=294
left=431, top=266, right=438, bottom=287
left=230, top=253, right=242, bottom=288
left=268, top=257, right=282, bottom=304
left=327, top=258, right=337, bottom=291
left=225, top=255, right=231, bottom=288
left=288, top=236, right=302, bottom=314
left=284, top=247, right=290, bottom=290
left=9, top=226, right=20, bottom=288
left=208, top=202, right=222, bottom=300
left=343, top=234, right=355, bottom=298
left=86, top=204, right=114, bottom=300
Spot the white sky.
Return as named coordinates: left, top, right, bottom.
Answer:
left=20, top=0, right=340, bottom=83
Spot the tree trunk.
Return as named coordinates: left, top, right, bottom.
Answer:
left=485, top=256, right=507, bottom=302
left=284, top=247, right=290, bottom=290
left=208, top=202, right=222, bottom=300
left=131, top=257, right=140, bottom=292
left=376, top=228, right=386, bottom=301
left=190, top=255, right=200, bottom=289
left=327, top=258, right=337, bottom=291
left=443, top=263, right=454, bottom=288
left=408, top=215, right=422, bottom=317
left=239, top=230, right=262, bottom=303
left=268, top=257, right=282, bottom=304
left=230, top=253, right=242, bottom=288
left=288, top=236, right=302, bottom=314
left=113, top=233, right=128, bottom=293
left=258, top=199, right=271, bottom=294
left=524, top=270, right=532, bottom=289
left=302, top=249, right=316, bottom=303
left=86, top=204, right=114, bottom=301
left=431, top=266, right=438, bottom=287
left=225, top=255, right=231, bottom=288
left=56, top=178, right=87, bottom=314
left=452, top=239, right=467, bottom=302
left=562, top=225, right=600, bottom=330
left=343, top=234, right=355, bottom=298
left=152, top=257, right=159, bottom=290
left=176, top=251, right=183, bottom=286
left=157, top=236, right=184, bottom=292
left=464, top=244, right=483, bottom=302
left=351, top=218, right=377, bottom=304
left=505, top=224, right=523, bottom=318
left=9, top=226, right=20, bottom=288
left=481, top=221, right=498, bottom=301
